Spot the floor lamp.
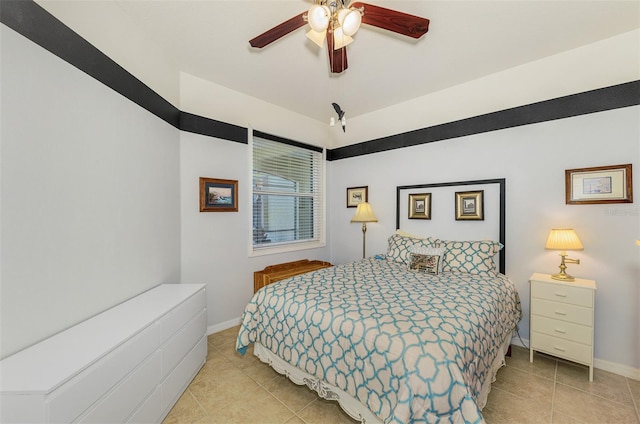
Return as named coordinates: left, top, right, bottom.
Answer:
left=351, top=202, right=378, bottom=259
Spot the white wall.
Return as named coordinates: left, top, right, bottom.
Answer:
left=0, top=26, right=181, bottom=358
left=328, top=106, right=640, bottom=377
left=179, top=132, right=331, bottom=334
left=330, top=29, right=640, bottom=148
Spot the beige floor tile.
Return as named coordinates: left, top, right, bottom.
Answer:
left=482, top=386, right=552, bottom=424
left=553, top=383, right=639, bottom=424
left=506, top=346, right=557, bottom=380
left=209, top=391, right=296, bottom=424
left=491, top=363, right=554, bottom=404
left=242, top=359, right=283, bottom=386
left=551, top=410, right=584, bottom=424
left=297, top=398, right=360, bottom=424
left=556, top=361, right=634, bottom=407
left=262, top=374, right=320, bottom=413
left=208, top=325, right=241, bottom=351
left=162, top=390, right=212, bottom=424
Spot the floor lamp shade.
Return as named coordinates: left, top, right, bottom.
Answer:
left=351, top=202, right=377, bottom=259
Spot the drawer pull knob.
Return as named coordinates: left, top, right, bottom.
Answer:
left=554, top=310, right=567, bottom=316
left=554, top=346, right=566, bottom=352
left=554, top=328, right=567, bottom=334
left=555, top=292, right=567, bottom=298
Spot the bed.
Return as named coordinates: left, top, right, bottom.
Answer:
left=236, top=179, right=521, bottom=423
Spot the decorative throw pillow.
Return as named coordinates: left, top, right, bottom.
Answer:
left=409, top=246, right=446, bottom=273
left=408, top=253, right=442, bottom=275
left=386, top=233, right=437, bottom=265
left=438, top=240, right=503, bottom=275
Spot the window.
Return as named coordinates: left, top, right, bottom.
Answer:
left=251, top=131, right=324, bottom=253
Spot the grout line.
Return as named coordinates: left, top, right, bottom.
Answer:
left=186, top=388, right=213, bottom=422
left=624, top=377, right=640, bottom=423
left=549, top=360, right=557, bottom=424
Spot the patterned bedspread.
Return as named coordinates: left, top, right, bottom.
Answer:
left=236, top=257, right=522, bottom=423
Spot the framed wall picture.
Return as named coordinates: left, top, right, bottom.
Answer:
left=199, top=177, right=238, bottom=212
left=455, top=190, right=484, bottom=220
left=346, top=186, right=368, bottom=208
left=565, top=164, right=632, bottom=204
left=408, top=193, right=432, bottom=219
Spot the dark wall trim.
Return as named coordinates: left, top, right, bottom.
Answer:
left=180, top=112, right=247, bottom=144
left=253, top=130, right=324, bottom=153
left=327, top=80, right=640, bottom=161
left=396, top=178, right=506, bottom=274
left=3, top=1, right=638, bottom=154
left=1, top=0, right=244, bottom=144
left=0, top=0, right=181, bottom=128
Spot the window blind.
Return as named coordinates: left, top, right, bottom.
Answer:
left=251, top=133, right=323, bottom=250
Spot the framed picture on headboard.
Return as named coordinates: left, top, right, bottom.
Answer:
left=455, top=190, right=484, bottom=220
left=408, top=193, right=432, bottom=219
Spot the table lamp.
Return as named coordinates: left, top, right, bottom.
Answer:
left=351, top=202, right=377, bottom=259
left=545, top=228, right=583, bottom=281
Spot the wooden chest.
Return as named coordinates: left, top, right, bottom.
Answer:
left=254, top=259, right=332, bottom=293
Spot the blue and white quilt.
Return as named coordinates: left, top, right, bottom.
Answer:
left=237, top=257, right=522, bottom=423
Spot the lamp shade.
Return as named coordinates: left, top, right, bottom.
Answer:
left=338, top=9, right=362, bottom=36
left=305, top=29, right=326, bottom=48
left=332, top=27, right=354, bottom=50
left=545, top=229, right=584, bottom=251
left=307, top=5, right=330, bottom=32
left=636, top=240, right=640, bottom=246
left=351, top=202, right=378, bottom=223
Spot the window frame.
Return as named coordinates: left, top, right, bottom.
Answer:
left=248, top=129, right=326, bottom=256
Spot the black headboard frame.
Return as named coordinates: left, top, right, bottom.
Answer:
left=395, top=178, right=506, bottom=274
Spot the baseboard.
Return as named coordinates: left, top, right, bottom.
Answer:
left=511, top=336, right=640, bottom=380
left=593, top=358, right=640, bottom=381
left=207, top=317, right=241, bottom=335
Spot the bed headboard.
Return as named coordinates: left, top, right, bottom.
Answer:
left=395, top=178, right=506, bottom=274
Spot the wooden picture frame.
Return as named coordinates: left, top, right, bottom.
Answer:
left=347, top=186, right=368, bottom=208
left=455, top=190, right=484, bottom=220
left=565, top=164, right=632, bottom=204
left=199, top=177, right=238, bottom=212
left=408, top=193, right=432, bottom=219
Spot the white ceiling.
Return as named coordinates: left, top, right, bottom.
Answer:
left=36, top=1, right=640, bottom=123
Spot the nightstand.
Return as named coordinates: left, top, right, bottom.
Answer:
left=529, top=272, right=596, bottom=381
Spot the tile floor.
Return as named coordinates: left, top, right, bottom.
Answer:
left=163, top=326, right=640, bottom=424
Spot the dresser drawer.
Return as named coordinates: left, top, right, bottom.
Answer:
left=77, top=352, right=161, bottom=424
left=47, top=322, right=161, bottom=423
left=531, top=298, right=593, bottom=326
left=531, top=315, right=592, bottom=345
left=531, top=281, right=593, bottom=307
left=162, top=309, right=207, bottom=379
left=158, top=288, right=206, bottom=343
left=531, top=331, right=592, bottom=365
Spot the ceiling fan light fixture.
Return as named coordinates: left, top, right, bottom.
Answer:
left=305, top=29, right=326, bottom=48
left=339, top=9, right=362, bottom=36
left=307, top=5, right=330, bottom=32
left=333, top=27, right=353, bottom=50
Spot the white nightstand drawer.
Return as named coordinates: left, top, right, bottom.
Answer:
left=531, top=281, right=593, bottom=307
left=531, top=315, right=592, bottom=345
left=531, top=298, right=593, bottom=326
left=531, top=331, right=592, bottom=365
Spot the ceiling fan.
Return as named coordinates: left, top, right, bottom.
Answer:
left=249, top=1, right=430, bottom=74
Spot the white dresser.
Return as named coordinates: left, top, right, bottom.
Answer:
left=0, top=283, right=207, bottom=423
left=529, top=273, right=596, bottom=381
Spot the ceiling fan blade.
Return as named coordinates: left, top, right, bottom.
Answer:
left=350, top=2, right=429, bottom=39
left=249, top=12, right=307, bottom=48
left=327, top=28, right=348, bottom=73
